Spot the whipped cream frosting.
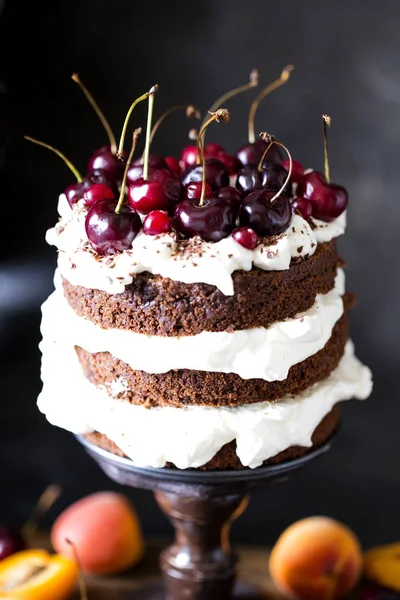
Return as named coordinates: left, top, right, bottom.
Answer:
left=42, top=269, right=344, bottom=381
left=37, top=337, right=372, bottom=469
left=46, top=195, right=346, bottom=296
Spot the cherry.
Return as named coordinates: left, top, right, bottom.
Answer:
left=65, top=181, right=87, bottom=206
left=86, top=198, right=141, bottom=254
left=185, top=181, right=212, bottom=200
left=239, top=189, right=291, bottom=236
left=87, top=145, right=126, bottom=181
left=282, top=158, right=304, bottom=183
left=174, top=197, right=236, bottom=242
left=297, top=171, right=348, bottom=221
left=143, top=210, right=172, bottom=235
left=164, top=156, right=181, bottom=176
left=86, top=128, right=142, bottom=254
left=292, top=197, right=313, bottom=219
left=0, top=526, right=25, bottom=561
left=65, top=169, right=117, bottom=207
left=236, top=164, right=263, bottom=195
left=232, top=227, right=258, bottom=249
left=216, top=186, right=242, bottom=206
left=181, top=158, right=229, bottom=190
left=205, top=142, right=225, bottom=157
left=217, top=151, right=242, bottom=175
left=129, top=169, right=181, bottom=214
left=180, top=145, right=198, bottom=168
left=127, top=154, right=168, bottom=184
left=83, top=183, right=114, bottom=207
left=236, top=138, right=282, bottom=166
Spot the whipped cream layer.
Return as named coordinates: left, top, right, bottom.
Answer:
left=38, top=337, right=372, bottom=469
left=43, top=269, right=344, bottom=381
left=46, top=195, right=346, bottom=296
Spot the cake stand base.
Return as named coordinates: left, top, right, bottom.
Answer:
left=77, top=435, right=334, bottom=600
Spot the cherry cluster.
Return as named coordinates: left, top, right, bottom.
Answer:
left=25, top=71, right=348, bottom=257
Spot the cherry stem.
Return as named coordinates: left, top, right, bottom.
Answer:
left=143, top=87, right=158, bottom=180
left=248, top=65, right=294, bottom=144
left=66, top=539, right=88, bottom=600
left=322, top=113, right=331, bottom=183
left=149, top=104, right=200, bottom=145
left=259, top=132, right=292, bottom=204
left=21, top=484, right=62, bottom=543
left=199, top=109, right=230, bottom=205
left=72, top=73, right=117, bottom=155
left=117, top=85, right=158, bottom=159
left=200, top=68, right=258, bottom=135
left=24, top=136, right=83, bottom=182
left=115, top=128, right=142, bottom=214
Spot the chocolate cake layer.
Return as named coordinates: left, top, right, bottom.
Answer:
left=76, top=304, right=350, bottom=408
left=84, top=405, right=340, bottom=470
left=63, top=241, right=342, bottom=336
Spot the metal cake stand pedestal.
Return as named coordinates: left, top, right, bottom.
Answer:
left=77, top=435, right=333, bottom=600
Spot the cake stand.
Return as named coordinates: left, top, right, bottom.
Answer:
left=77, top=435, right=334, bottom=600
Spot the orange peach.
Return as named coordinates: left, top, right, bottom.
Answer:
left=51, top=491, right=144, bottom=575
left=269, top=516, right=363, bottom=600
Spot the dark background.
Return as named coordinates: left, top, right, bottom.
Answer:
left=0, top=0, right=398, bottom=548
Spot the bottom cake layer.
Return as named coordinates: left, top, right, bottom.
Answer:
left=38, top=329, right=372, bottom=469
left=85, top=404, right=341, bottom=470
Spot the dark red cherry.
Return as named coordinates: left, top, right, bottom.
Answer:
left=236, top=164, right=263, bottom=195
left=88, top=146, right=126, bottom=181
left=205, top=142, right=225, bottom=157
left=298, top=171, right=348, bottom=221
left=261, top=162, right=292, bottom=197
left=174, top=197, right=236, bottom=242
left=165, top=156, right=181, bottom=176
left=235, top=138, right=281, bottom=166
left=185, top=181, right=212, bottom=200
left=0, top=525, right=25, bottom=561
left=83, top=183, right=114, bottom=207
left=128, top=169, right=182, bottom=214
left=127, top=154, right=168, bottom=184
left=180, top=145, right=198, bottom=168
left=85, top=198, right=141, bottom=254
left=239, top=189, right=291, bottom=236
left=232, top=227, right=258, bottom=249
left=181, top=158, right=229, bottom=190
left=65, top=181, right=88, bottom=206
left=217, top=151, right=242, bottom=175
left=282, top=158, right=304, bottom=184
left=292, top=197, right=313, bottom=219
left=143, top=210, right=172, bottom=235
left=216, top=186, right=242, bottom=206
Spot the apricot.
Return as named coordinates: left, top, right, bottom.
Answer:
left=364, top=542, right=400, bottom=592
left=269, top=516, right=362, bottom=600
left=51, top=492, right=144, bottom=575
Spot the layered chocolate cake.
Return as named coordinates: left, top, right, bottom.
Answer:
left=36, top=78, right=372, bottom=470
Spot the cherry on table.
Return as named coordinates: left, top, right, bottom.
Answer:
left=128, top=169, right=181, bottom=214
left=143, top=210, right=172, bottom=235
left=297, top=170, right=348, bottom=221
left=232, top=227, right=258, bottom=249
left=85, top=198, right=141, bottom=254
left=239, top=189, right=292, bottom=236
left=174, top=197, right=236, bottom=242
left=0, top=525, right=25, bottom=561
left=181, top=157, right=229, bottom=191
